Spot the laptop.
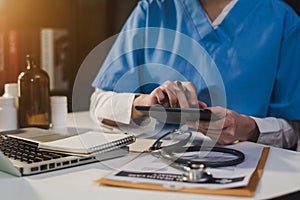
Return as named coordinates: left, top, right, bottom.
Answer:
left=0, top=128, right=129, bottom=176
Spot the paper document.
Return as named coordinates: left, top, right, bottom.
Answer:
left=101, top=142, right=264, bottom=190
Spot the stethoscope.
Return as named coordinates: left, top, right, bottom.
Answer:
left=149, top=129, right=245, bottom=183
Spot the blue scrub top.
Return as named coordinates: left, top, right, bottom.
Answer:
left=92, top=0, right=300, bottom=120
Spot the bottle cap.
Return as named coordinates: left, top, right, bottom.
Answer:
left=3, top=83, right=18, bottom=98
left=51, top=96, right=67, bottom=105
left=0, top=97, right=15, bottom=106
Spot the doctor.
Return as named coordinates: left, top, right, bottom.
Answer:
left=90, top=0, right=300, bottom=149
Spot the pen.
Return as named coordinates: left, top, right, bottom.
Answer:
left=99, top=123, right=123, bottom=134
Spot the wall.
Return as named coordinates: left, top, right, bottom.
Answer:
left=0, top=0, right=138, bottom=111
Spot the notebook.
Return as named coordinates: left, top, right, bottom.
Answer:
left=0, top=128, right=135, bottom=176
left=38, top=131, right=136, bottom=156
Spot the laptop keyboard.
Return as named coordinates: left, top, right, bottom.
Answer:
left=0, top=135, right=69, bottom=164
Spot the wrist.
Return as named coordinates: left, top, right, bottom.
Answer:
left=241, top=115, right=260, bottom=142
left=131, top=94, right=146, bottom=120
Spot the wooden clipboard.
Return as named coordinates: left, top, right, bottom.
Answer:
left=96, top=147, right=269, bottom=197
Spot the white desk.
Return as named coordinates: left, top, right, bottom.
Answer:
left=1, top=111, right=300, bottom=200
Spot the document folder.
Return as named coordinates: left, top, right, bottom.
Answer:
left=97, top=146, right=269, bottom=197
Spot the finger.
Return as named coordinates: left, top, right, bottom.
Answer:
left=173, top=81, right=189, bottom=108
left=160, top=82, right=179, bottom=107
left=176, top=91, right=189, bottom=108
left=151, top=88, right=167, bottom=105
left=174, top=86, right=190, bottom=108
left=186, top=121, right=224, bottom=135
left=186, top=121, right=228, bottom=145
left=198, top=101, right=207, bottom=108
left=198, top=126, right=223, bottom=143
left=216, top=127, right=237, bottom=145
left=182, top=82, right=198, bottom=106
left=206, top=131, right=221, bottom=143
left=196, top=118, right=227, bottom=132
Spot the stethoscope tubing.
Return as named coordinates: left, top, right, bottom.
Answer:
left=160, top=145, right=245, bottom=168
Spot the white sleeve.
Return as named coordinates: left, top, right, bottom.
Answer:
left=251, top=117, right=298, bottom=149
left=89, top=88, right=135, bottom=125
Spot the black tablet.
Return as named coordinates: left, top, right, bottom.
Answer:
left=135, top=105, right=216, bottom=124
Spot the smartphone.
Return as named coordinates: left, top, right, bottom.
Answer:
left=135, top=105, right=216, bottom=124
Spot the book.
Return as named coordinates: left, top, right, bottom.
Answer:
left=38, top=131, right=136, bottom=156
left=40, top=28, right=69, bottom=91
left=7, top=30, right=19, bottom=83
left=0, top=17, right=6, bottom=93
left=18, top=29, right=41, bottom=71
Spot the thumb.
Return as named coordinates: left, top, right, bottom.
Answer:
left=207, top=106, right=227, bottom=119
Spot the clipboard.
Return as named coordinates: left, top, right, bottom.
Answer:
left=96, top=147, right=269, bottom=197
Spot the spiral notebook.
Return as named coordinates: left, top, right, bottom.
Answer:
left=38, top=131, right=136, bottom=156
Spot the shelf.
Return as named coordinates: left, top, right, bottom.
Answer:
left=0, top=0, right=138, bottom=111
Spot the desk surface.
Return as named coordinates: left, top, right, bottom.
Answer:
left=1, top=111, right=300, bottom=200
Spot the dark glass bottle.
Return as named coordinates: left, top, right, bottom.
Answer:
left=18, top=55, right=51, bottom=129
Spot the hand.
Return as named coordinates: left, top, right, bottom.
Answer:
left=186, top=106, right=260, bottom=145
left=148, top=80, right=205, bottom=108
left=132, top=80, right=206, bottom=119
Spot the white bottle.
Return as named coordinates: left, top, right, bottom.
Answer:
left=50, top=96, right=68, bottom=128
left=2, top=83, right=18, bottom=108
left=0, top=97, right=18, bottom=131
left=3, top=83, right=18, bottom=98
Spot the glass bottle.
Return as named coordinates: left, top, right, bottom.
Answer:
left=18, top=55, right=51, bottom=129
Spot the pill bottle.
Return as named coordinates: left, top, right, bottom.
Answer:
left=51, top=96, right=68, bottom=128
left=0, top=97, right=18, bottom=131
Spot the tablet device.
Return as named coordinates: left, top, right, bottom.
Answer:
left=135, top=105, right=216, bottom=124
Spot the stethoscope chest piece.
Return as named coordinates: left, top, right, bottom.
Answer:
left=181, top=163, right=213, bottom=183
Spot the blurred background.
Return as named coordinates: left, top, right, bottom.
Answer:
left=0, top=0, right=299, bottom=112
left=0, top=0, right=138, bottom=112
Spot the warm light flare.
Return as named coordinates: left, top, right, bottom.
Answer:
left=0, top=0, right=4, bottom=10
